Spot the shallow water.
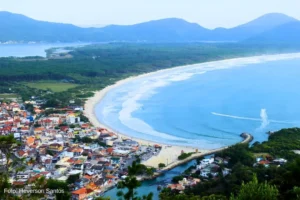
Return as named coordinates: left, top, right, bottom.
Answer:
left=95, top=53, right=300, bottom=149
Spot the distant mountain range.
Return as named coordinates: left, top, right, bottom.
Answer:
left=0, top=11, right=299, bottom=43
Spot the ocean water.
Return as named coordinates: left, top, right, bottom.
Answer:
left=0, top=43, right=87, bottom=57
left=95, top=53, right=300, bottom=149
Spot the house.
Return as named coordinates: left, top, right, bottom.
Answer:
left=44, top=159, right=53, bottom=170
left=273, top=158, right=287, bottom=165
left=197, top=157, right=214, bottom=170
left=16, top=150, right=27, bottom=158
left=222, top=168, right=231, bottom=177
left=75, top=177, right=89, bottom=188
left=72, top=147, right=84, bottom=156
left=167, top=184, right=185, bottom=191
left=91, top=165, right=104, bottom=173
left=67, top=113, right=80, bottom=124
left=71, top=187, right=92, bottom=200
left=15, top=172, right=29, bottom=181
left=85, top=182, right=100, bottom=193
left=54, top=167, right=68, bottom=176
left=26, top=136, right=35, bottom=146
left=73, top=164, right=84, bottom=171
left=0, top=151, right=7, bottom=166
left=214, top=157, right=224, bottom=164
left=20, top=126, right=29, bottom=133
left=34, top=127, right=45, bottom=134
left=48, top=143, right=63, bottom=152
left=40, top=171, right=51, bottom=179
left=258, top=160, right=271, bottom=167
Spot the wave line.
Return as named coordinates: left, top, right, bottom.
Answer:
left=211, top=112, right=295, bottom=124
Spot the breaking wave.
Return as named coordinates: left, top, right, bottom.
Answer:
left=98, top=53, right=300, bottom=147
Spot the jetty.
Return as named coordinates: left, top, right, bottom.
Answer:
left=154, top=133, right=253, bottom=176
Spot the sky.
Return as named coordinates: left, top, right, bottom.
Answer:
left=0, top=0, right=299, bottom=29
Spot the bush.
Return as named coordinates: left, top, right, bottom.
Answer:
left=178, top=152, right=193, bottom=160
left=67, top=173, right=80, bottom=184
left=172, top=175, right=184, bottom=183
left=159, top=163, right=166, bottom=168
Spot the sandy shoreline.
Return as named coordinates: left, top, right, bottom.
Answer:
left=83, top=65, right=212, bottom=167
left=83, top=53, right=300, bottom=168
left=84, top=77, right=205, bottom=167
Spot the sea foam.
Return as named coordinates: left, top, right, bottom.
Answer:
left=99, top=53, right=300, bottom=147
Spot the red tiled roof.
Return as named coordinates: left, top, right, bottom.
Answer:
left=72, top=188, right=87, bottom=195
left=18, top=150, right=26, bottom=156
left=84, top=175, right=92, bottom=180
left=28, top=174, right=42, bottom=183
left=259, top=160, right=271, bottom=165
left=13, top=181, right=26, bottom=186
left=106, top=147, right=114, bottom=154
left=106, top=175, right=117, bottom=179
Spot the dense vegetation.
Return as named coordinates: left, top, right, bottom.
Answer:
left=178, top=152, right=193, bottom=160
left=160, top=128, right=300, bottom=200
left=252, top=128, right=300, bottom=160
left=1, top=43, right=300, bottom=105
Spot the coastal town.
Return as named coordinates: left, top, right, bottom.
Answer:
left=1, top=95, right=288, bottom=200
left=0, top=97, right=207, bottom=199
left=1, top=2, right=300, bottom=199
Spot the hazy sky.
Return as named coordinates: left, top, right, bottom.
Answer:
left=0, top=0, right=299, bottom=29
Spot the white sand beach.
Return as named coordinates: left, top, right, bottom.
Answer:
left=83, top=55, right=266, bottom=168
left=83, top=71, right=207, bottom=168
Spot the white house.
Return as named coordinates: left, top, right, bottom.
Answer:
left=197, top=157, right=214, bottom=170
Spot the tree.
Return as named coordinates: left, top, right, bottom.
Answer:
left=178, top=152, right=193, bottom=160
left=30, top=176, right=48, bottom=198
left=46, top=179, right=71, bottom=200
left=81, top=136, right=94, bottom=143
left=293, top=187, right=300, bottom=200
left=95, top=197, right=110, bottom=200
left=158, top=163, right=166, bottom=169
left=67, top=173, right=80, bottom=184
left=43, top=99, right=59, bottom=108
left=117, top=176, right=142, bottom=200
left=128, top=161, right=147, bottom=176
left=230, top=174, right=279, bottom=200
left=25, top=103, right=35, bottom=113
left=146, top=167, right=155, bottom=177
left=0, top=135, right=23, bottom=199
left=159, top=189, right=227, bottom=200
left=117, top=161, right=153, bottom=200
left=79, top=113, right=89, bottom=122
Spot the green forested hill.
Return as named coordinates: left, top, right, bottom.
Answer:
left=1, top=43, right=299, bottom=84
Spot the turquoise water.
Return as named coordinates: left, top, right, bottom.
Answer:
left=104, top=159, right=197, bottom=200
left=0, top=43, right=86, bottom=57
left=95, top=53, right=300, bottom=149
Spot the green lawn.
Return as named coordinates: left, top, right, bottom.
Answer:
left=24, top=82, right=78, bottom=92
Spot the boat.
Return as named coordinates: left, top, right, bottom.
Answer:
left=157, top=185, right=162, bottom=191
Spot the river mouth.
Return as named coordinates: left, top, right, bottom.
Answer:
left=95, top=53, right=300, bottom=149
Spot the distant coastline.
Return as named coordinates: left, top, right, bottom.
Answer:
left=0, top=42, right=88, bottom=58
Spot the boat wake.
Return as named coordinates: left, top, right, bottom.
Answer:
left=212, top=110, right=295, bottom=126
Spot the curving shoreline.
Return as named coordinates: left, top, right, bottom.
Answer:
left=83, top=52, right=300, bottom=168
left=83, top=73, right=208, bottom=167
